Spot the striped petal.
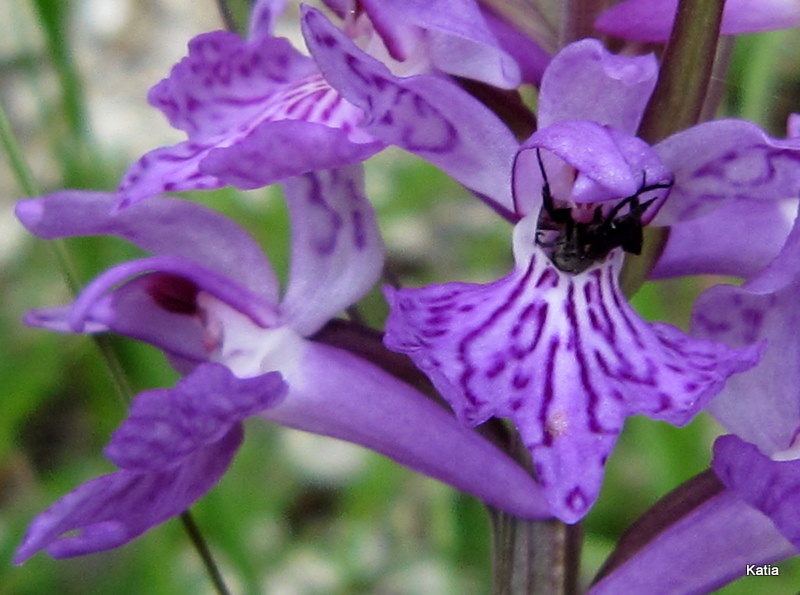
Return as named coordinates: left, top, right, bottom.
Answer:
left=384, top=216, right=761, bottom=522
left=119, top=31, right=380, bottom=203
left=301, top=5, right=519, bottom=217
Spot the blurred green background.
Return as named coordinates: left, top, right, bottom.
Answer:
left=2, top=1, right=800, bottom=593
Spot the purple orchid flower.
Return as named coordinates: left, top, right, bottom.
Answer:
left=596, top=0, right=800, bottom=42
left=308, top=34, right=800, bottom=523
left=590, top=206, right=800, bottom=593
left=14, top=165, right=551, bottom=561
left=692, top=207, right=800, bottom=550
left=118, top=0, right=519, bottom=205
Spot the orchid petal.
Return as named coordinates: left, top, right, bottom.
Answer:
left=513, top=121, right=671, bottom=217
left=117, top=141, right=225, bottom=200
left=713, top=435, right=800, bottom=550
left=589, top=490, right=795, bottom=594
left=25, top=274, right=210, bottom=368
left=653, top=119, right=800, bottom=225
left=280, top=165, right=384, bottom=336
left=301, top=5, right=519, bottom=216
left=14, top=364, right=285, bottom=563
left=693, top=214, right=800, bottom=453
left=117, top=28, right=380, bottom=203
left=384, top=218, right=760, bottom=522
left=15, top=191, right=279, bottom=301
left=537, top=39, right=658, bottom=133
left=651, top=198, right=798, bottom=279
left=106, top=363, right=285, bottom=470
left=596, top=0, right=800, bottom=43
left=481, top=7, right=551, bottom=85
left=359, top=0, right=521, bottom=88
left=147, top=32, right=316, bottom=140
left=263, top=340, right=551, bottom=520
left=248, top=0, right=287, bottom=39
left=199, top=119, right=383, bottom=190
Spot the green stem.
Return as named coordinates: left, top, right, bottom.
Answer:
left=1, top=100, right=231, bottom=595
left=621, top=0, right=727, bottom=297
left=490, top=512, right=582, bottom=595
left=736, top=30, right=788, bottom=126
left=215, top=0, right=240, bottom=33
left=486, top=429, right=582, bottom=594
left=180, top=513, right=233, bottom=595
left=215, top=0, right=252, bottom=35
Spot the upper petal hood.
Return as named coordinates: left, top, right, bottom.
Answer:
left=513, top=121, right=671, bottom=218
left=537, top=39, right=658, bottom=134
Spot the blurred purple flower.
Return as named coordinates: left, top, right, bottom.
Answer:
left=14, top=165, right=550, bottom=560
left=589, top=476, right=796, bottom=593
left=596, top=0, right=800, bottom=42
left=692, top=205, right=800, bottom=549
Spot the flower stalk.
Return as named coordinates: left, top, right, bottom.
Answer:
left=621, top=0, right=727, bottom=296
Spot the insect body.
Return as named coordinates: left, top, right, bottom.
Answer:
left=534, top=150, right=673, bottom=274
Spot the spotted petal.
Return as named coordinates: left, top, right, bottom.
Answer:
left=280, top=164, right=384, bottom=336
left=301, top=5, right=519, bottom=217
left=653, top=119, right=800, bottom=225
left=384, top=217, right=761, bottom=522
left=147, top=32, right=316, bottom=140
left=118, top=30, right=379, bottom=203
left=693, top=210, right=800, bottom=453
left=13, top=364, right=286, bottom=563
left=248, top=0, right=287, bottom=39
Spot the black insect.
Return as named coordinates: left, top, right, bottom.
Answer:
left=534, top=149, right=673, bottom=274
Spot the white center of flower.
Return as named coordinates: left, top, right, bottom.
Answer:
left=771, top=435, right=800, bottom=462
left=197, top=293, right=306, bottom=380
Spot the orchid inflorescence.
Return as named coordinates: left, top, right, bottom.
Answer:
left=10, top=0, right=800, bottom=592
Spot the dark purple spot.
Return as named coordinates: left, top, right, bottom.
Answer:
left=147, top=274, right=200, bottom=315
left=566, top=487, right=588, bottom=513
